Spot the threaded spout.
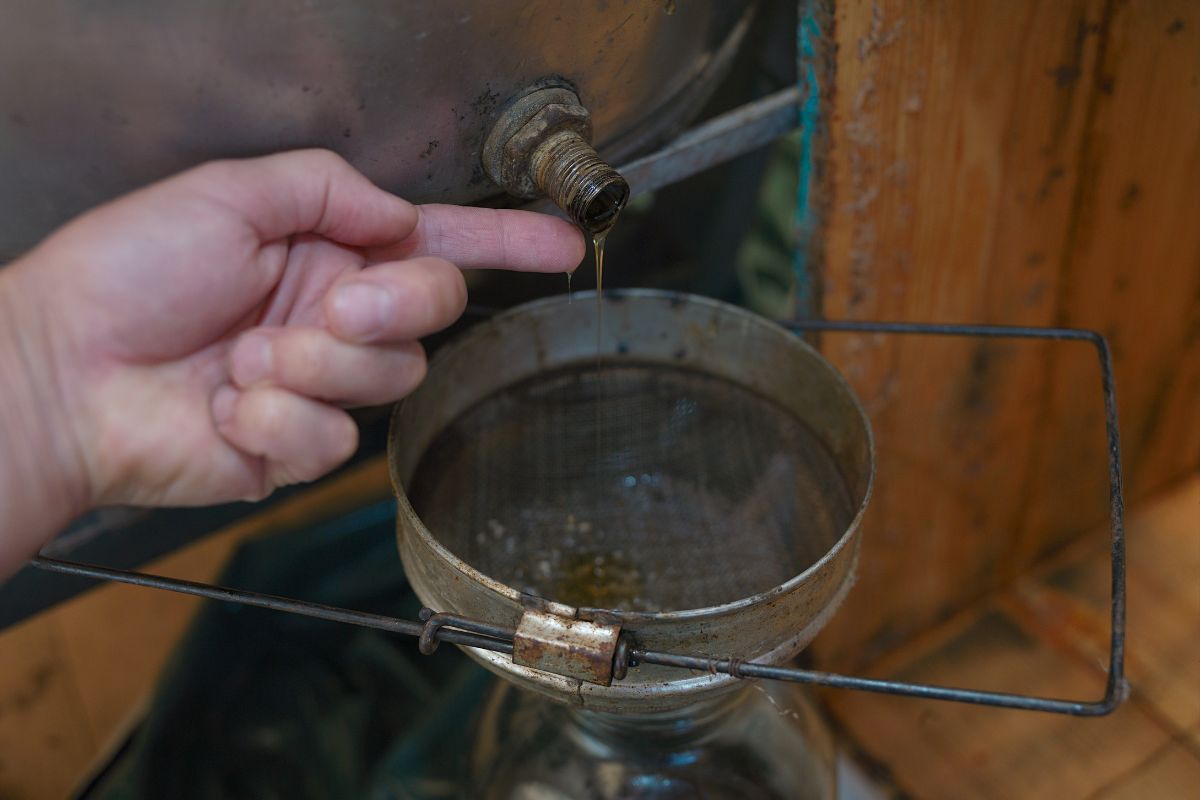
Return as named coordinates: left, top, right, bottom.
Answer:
left=530, top=131, right=629, bottom=235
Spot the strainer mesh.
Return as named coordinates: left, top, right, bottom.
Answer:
left=407, top=362, right=852, bottom=613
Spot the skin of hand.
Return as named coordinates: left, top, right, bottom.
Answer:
left=0, top=149, right=584, bottom=577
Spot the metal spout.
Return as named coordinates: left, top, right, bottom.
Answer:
left=530, top=131, right=629, bottom=234
left=481, top=83, right=629, bottom=235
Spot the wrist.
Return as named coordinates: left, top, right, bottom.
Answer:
left=0, top=260, right=92, bottom=573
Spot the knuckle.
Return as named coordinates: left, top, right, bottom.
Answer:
left=278, top=331, right=328, bottom=390
left=305, top=148, right=349, bottom=173
left=190, top=158, right=241, bottom=187
left=251, top=391, right=290, bottom=440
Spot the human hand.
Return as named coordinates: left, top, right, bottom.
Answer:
left=0, top=149, right=583, bottom=569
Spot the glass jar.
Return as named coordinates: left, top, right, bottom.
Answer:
left=469, top=679, right=835, bottom=799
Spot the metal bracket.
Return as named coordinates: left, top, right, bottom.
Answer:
left=512, top=609, right=621, bottom=686
left=617, top=85, right=800, bottom=199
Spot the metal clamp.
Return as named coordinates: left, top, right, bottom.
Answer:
left=416, top=607, right=513, bottom=656
left=512, top=609, right=621, bottom=686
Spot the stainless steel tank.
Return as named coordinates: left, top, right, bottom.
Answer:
left=0, top=0, right=754, bottom=258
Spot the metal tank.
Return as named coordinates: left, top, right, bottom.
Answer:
left=0, top=0, right=754, bottom=258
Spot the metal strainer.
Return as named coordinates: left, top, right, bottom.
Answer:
left=388, top=290, right=873, bottom=712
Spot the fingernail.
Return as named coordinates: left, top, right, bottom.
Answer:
left=231, top=334, right=272, bottom=385
left=332, top=283, right=392, bottom=340
left=211, top=384, right=239, bottom=426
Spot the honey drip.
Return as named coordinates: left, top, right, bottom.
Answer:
left=592, top=231, right=607, bottom=356
left=591, top=234, right=606, bottom=458
left=591, top=231, right=608, bottom=607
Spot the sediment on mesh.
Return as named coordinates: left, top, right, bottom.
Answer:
left=407, top=363, right=853, bottom=613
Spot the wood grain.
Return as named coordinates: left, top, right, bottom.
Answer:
left=827, top=602, right=1171, bottom=800
left=0, top=615, right=95, bottom=799
left=1091, top=741, right=1200, bottom=800
left=1017, top=0, right=1200, bottom=561
left=1008, top=477, right=1200, bottom=734
left=810, top=0, right=1200, bottom=668
left=826, top=476, right=1200, bottom=800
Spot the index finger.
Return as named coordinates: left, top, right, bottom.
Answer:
left=366, top=204, right=586, bottom=273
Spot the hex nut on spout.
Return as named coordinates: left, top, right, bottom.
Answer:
left=482, top=84, right=629, bottom=234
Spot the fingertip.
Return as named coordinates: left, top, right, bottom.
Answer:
left=435, top=257, right=470, bottom=317
left=328, top=408, right=360, bottom=464
left=399, top=339, right=429, bottom=390
left=393, top=190, right=420, bottom=229
left=308, top=149, right=419, bottom=246
left=506, top=214, right=587, bottom=273
left=286, top=397, right=358, bottom=480
left=525, top=213, right=587, bottom=272
left=327, top=282, right=395, bottom=342
left=374, top=188, right=420, bottom=244
left=325, top=256, right=467, bottom=343
left=557, top=217, right=588, bottom=271
left=500, top=209, right=587, bottom=273
left=300, top=148, right=419, bottom=241
left=216, top=386, right=360, bottom=484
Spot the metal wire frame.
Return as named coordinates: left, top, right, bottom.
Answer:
left=631, top=320, right=1128, bottom=716
left=29, top=320, right=1127, bottom=717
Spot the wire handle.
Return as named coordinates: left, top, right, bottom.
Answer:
left=30, top=320, right=1127, bottom=717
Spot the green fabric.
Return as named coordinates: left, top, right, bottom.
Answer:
left=736, top=130, right=800, bottom=320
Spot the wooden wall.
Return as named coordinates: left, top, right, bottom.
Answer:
left=806, top=0, right=1200, bottom=668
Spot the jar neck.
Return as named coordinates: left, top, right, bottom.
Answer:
left=565, top=686, right=753, bottom=754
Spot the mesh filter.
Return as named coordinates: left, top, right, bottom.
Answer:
left=407, top=361, right=854, bottom=613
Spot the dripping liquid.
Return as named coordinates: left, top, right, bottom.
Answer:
left=593, top=231, right=607, bottom=359
left=591, top=231, right=609, bottom=606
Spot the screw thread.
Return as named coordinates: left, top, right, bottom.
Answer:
left=531, top=131, right=629, bottom=235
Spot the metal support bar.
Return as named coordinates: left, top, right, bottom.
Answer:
left=616, top=86, right=801, bottom=198
left=25, top=320, right=1127, bottom=717
left=766, top=319, right=1128, bottom=715
left=28, top=556, right=514, bottom=656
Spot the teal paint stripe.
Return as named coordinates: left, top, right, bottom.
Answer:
left=794, top=3, right=823, bottom=318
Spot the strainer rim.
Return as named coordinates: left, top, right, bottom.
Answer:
left=389, top=289, right=875, bottom=623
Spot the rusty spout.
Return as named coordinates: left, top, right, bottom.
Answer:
left=482, top=83, right=629, bottom=235
left=529, top=131, right=628, bottom=234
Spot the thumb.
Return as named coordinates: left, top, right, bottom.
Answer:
left=186, top=149, right=419, bottom=246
